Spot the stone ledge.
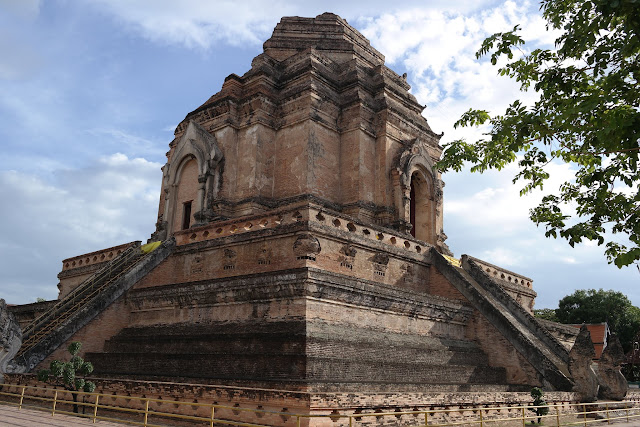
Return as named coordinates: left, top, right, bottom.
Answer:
left=61, top=241, right=137, bottom=271
left=128, top=267, right=472, bottom=326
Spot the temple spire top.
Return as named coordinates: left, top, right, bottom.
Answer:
left=263, top=12, right=385, bottom=65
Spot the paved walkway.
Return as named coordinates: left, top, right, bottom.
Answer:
left=0, top=403, right=126, bottom=426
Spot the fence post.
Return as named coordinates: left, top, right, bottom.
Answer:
left=605, top=402, right=610, bottom=425
left=296, top=415, right=301, bottom=427
left=143, top=398, right=150, bottom=426
left=424, top=410, right=428, bottom=426
left=555, top=404, right=560, bottom=427
left=625, top=402, right=629, bottom=422
left=210, top=405, right=215, bottom=427
left=479, top=408, right=484, bottom=427
left=18, top=386, right=25, bottom=410
left=52, top=390, right=58, bottom=416
left=349, top=415, right=353, bottom=427
left=583, top=403, right=587, bottom=427
left=93, top=394, right=99, bottom=423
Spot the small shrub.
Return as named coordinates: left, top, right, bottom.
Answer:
left=37, top=341, right=95, bottom=413
left=528, top=387, right=549, bottom=424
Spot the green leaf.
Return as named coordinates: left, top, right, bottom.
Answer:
left=68, top=342, right=82, bottom=356
left=83, top=381, right=96, bottom=393
left=37, top=370, right=50, bottom=382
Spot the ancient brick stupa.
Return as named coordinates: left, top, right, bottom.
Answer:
left=7, top=12, right=594, bottom=419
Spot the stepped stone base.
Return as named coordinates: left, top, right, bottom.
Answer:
left=87, top=265, right=512, bottom=392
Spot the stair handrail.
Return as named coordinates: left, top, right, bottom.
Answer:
left=21, top=257, right=139, bottom=346
left=22, top=242, right=141, bottom=338
left=16, top=245, right=144, bottom=358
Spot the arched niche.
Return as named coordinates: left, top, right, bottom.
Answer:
left=157, top=121, right=224, bottom=238
left=170, top=156, right=199, bottom=233
left=392, top=138, right=442, bottom=247
left=409, top=168, right=435, bottom=244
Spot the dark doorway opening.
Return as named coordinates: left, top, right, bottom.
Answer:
left=182, top=201, right=192, bottom=230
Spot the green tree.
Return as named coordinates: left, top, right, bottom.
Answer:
left=37, top=342, right=96, bottom=413
left=534, top=308, right=559, bottom=322
left=438, top=0, right=640, bottom=268
left=555, top=289, right=640, bottom=353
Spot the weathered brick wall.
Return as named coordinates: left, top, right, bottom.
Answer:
left=469, top=256, right=536, bottom=314
left=4, top=374, right=311, bottom=427
left=465, top=309, right=541, bottom=386
left=87, top=266, right=486, bottom=391
left=8, top=300, right=56, bottom=330
left=58, top=272, right=94, bottom=299
left=12, top=240, right=173, bottom=374
left=428, top=266, right=466, bottom=301
left=139, top=205, right=436, bottom=297
left=41, top=206, right=547, bottom=392
left=35, top=297, right=131, bottom=371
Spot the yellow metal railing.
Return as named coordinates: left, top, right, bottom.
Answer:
left=1, top=383, right=639, bottom=426
left=17, top=243, right=145, bottom=358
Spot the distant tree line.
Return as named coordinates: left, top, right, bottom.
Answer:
left=534, top=289, right=640, bottom=380
left=534, top=289, right=640, bottom=353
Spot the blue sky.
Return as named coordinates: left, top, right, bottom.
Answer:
left=0, top=0, right=637, bottom=308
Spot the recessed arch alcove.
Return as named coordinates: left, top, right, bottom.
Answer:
left=155, top=120, right=224, bottom=239
left=409, top=169, right=435, bottom=245
left=170, top=156, right=199, bottom=233
left=393, top=138, right=443, bottom=248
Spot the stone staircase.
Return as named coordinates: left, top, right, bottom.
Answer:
left=430, top=248, right=574, bottom=391
left=9, top=239, right=175, bottom=373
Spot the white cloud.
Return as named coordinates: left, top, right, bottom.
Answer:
left=87, top=0, right=296, bottom=49
left=84, top=129, right=166, bottom=159
left=0, top=154, right=161, bottom=304
left=86, top=0, right=503, bottom=51
left=445, top=159, right=578, bottom=237
left=480, top=247, right=525, bottom=268
left=356, top=0, right=558, bottom=145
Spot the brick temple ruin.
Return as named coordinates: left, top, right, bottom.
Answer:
left=2, top=12, right=630, bottom=424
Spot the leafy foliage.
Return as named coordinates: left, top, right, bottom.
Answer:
left=37, top=341, right=95, bottom=413
left=529, top=387, right=549, bottom=424
left=533, top=308, right=559, bottom=322
left=438, top=0, right=640, bottom=267
left=555, top=289, right=640, bottom=353
left=623, top=342, right=640, bottom=381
